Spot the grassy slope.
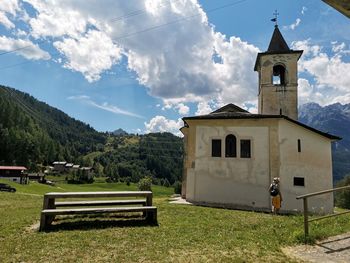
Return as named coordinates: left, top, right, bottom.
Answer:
left=1, top=180, right=350, bottom=262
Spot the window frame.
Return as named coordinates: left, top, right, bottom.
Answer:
left=211, top=139, right=222, bottom=157
left=225, top=134, right=237, bottom=158
left=240, top=139, right=252, bottom=158
left=293, top=177, right=305, bottom=187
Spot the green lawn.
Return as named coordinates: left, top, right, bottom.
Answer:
left=1, top=180, right=350, bottom=262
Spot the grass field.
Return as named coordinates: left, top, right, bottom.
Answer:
left=1, top=179, right=350, bottom=262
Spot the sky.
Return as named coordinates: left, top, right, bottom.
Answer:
left=0, top=0, right=350, bottom=135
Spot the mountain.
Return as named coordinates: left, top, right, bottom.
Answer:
left=299, top=102, right=350, bottom=181
left=112, top=128, right=128, bottom=136
left=0, top=85, right=106, bottom=169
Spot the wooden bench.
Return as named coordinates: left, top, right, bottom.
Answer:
left=39, top=191, right=157, bottom=231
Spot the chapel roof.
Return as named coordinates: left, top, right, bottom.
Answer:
left=182, top=103, right=341, bottom=141
left=211, top=103, right=249, bottom=114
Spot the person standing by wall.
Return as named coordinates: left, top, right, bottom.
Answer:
left=269, top=177, right=282, bottom=214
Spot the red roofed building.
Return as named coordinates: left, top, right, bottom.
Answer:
left=0, top=166, right=28, bottom=184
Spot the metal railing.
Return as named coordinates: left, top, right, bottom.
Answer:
left=296, top=185, right=350, bottom=242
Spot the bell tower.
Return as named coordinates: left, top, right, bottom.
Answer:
left=254, top=21, right=303, bottom=120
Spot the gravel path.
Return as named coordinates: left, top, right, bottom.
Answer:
left=283, top=232, right=350, bottom=262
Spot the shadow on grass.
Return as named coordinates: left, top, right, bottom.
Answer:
left=42, top=214, right=158, bottom=232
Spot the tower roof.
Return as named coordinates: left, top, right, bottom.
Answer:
left=267, top=25, right=290, bottom=52
left=254, top=25, right=303, bottom=71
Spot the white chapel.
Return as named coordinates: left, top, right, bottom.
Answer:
left=180, top=25, right=340, bottom=214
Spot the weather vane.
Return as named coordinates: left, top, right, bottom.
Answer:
left=271, top=10, right=279, bottom=26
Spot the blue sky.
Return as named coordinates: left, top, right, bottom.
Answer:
left=0, top=0, right=349, bottom=135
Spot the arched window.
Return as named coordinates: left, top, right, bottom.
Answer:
left=272, top=65, right=286, bottom=85
left=225, top=134, right=237, bottom=157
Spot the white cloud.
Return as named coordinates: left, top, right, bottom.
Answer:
left=285, top=18, right=301, bottom=30
left=293, top=40, right=350, bottom=106
left=161, top=101, right=190, bottom=115
left=54, top=30, right=122, bottom=82
left=0, top=0, right=19, bottom=15
left=68, top=95, right=143, bottom=118
left=16, top=29, right=27, bottom=37
left=67, top=95, right=90, bottom=100
left=11, top=0, right=260, bottom=107
left=0, top=12, right=15, bottom=29
left=301, top=6, right=307, bottom=15
left=0, top=0, right=19, bottom=29
left=243, top=101, right=258, bottom=113
left=195, top=101, right=213, bottom=115
left=92, top=101, right=143, bottom=119
left=176, top=103, right=190, bottom=115
left=331, top=41, right=350, bottom=54
left=0, top=36, right=50, bottom=60
left=292, top=40, right=321, bottom=57
left=25, top=0, right=88, bottom=39
left=144, top=115, right=183, bottom=136
left=298, top=78, right=313, bottom=105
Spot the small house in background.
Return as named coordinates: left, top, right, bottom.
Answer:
left=64, top=163, right=74, bottom=172
left=72, top=165, right=80, bottom=171
left=52, top=161, right=67, bottom=173
left=0, top=166, right=28, bottom=184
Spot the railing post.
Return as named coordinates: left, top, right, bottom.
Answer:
left=297, top=185, right=350, bottom=241
left=303, top=197, right=309, bottom=242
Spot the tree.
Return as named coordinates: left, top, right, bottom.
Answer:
left=93, top=162, right=104, bottom=177
left=335, top=175, right=350, bottom=209
left=138, top=176, right=152, bottom=191
left=173, top=181, right=182, bottom=194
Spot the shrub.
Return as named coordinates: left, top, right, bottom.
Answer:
left=173, top=181, right=182, bottom=194
left=138, top=176, right=152, bottom=191
left=125, top=177, right=131, bottom=186
left=163, top=178, right=170, bottom=187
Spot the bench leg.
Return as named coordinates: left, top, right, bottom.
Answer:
left=146, top=210, right=157, bottom=224
left=39, top=212, right=47, bottom=231
left=152, top=210, right=157, bottom=223
left=39, top=213, right=55, bottom=231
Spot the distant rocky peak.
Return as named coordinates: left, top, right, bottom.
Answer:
left=112, top=128, right=128, bottom=135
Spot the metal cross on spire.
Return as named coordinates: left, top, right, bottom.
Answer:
left=271, top=10, right=279, bottom=26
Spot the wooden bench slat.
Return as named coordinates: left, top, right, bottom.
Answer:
left=55, top=200, right=147, bottom=207
left=44, top=191, right=152, bottom=198
left=42, top=206, right=157, bottom=215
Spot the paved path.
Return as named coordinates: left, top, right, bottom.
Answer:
left=283, top=232, right=350, bottom=262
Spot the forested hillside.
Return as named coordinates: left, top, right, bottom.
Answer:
left=95, top=132, right=183, bottom=184
left=0, top=85, right=183, bottom=184
left=0, top=85, right=106, bottom=170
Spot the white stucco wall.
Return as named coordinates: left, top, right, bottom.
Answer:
left=184, top=118, right=335, bottom=214
left=278, top=120, right=334, bottom=214
left=188, top=125, right=271, bottom=211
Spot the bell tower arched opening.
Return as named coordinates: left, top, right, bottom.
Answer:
left=272, top=64, right=286, bottom=85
